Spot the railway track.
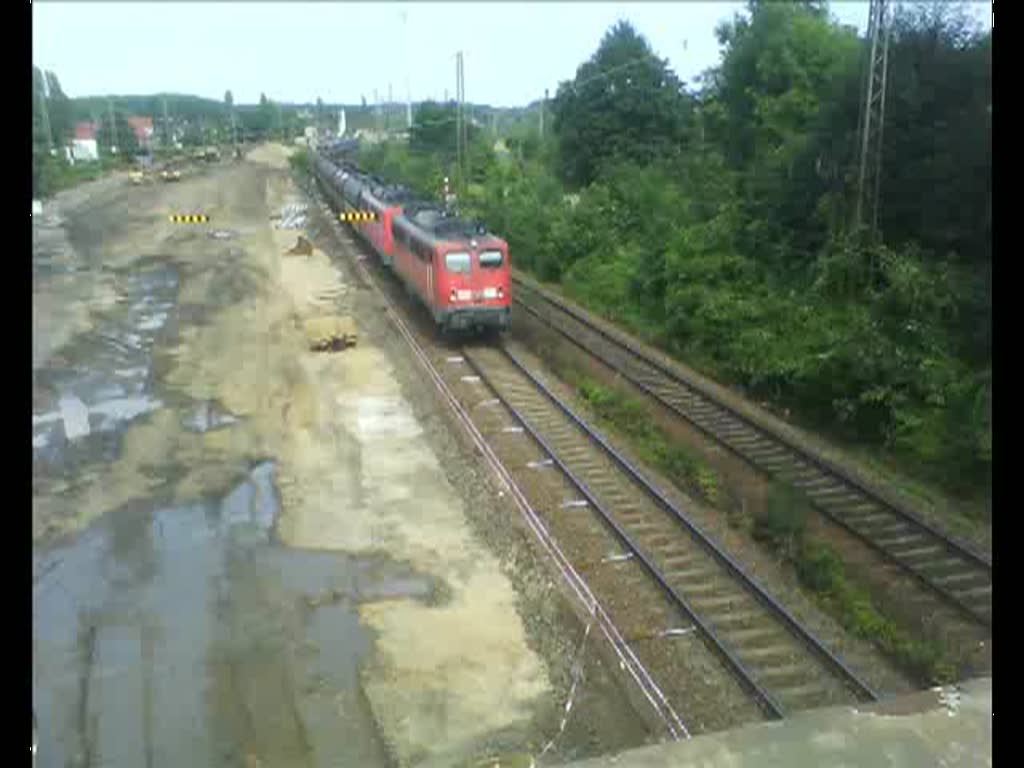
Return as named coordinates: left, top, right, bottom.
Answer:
left=305, top=179, right=884, bottom=731
left=303, top=183, right=691, bottom=740
left=511, top=275, right=993, bottom=629
left=463, top=342, right=879, bottom=719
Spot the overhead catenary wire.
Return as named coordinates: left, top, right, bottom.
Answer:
left=356, top=49, right=665, bottom=139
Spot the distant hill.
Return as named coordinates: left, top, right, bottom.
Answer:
left=72, top=94, right=227, bottom=123
left=69, top=93, right=545, bottom=139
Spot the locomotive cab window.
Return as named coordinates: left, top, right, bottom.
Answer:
left=445, top=252, right=471, bottom=274
left=479, top=250, right=503, bottom=268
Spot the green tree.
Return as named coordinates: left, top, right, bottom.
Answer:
left=708, top=1, right=861, bottom=266
left=551, top=20, right=693, bottom=187
left=877, top=4, right=990, bottom=359
left=95, top=110, right=139, bottom=157
left=44, top=71, right=74, bottom=145
left=409, top=101, right=461, bottom=161
left=32, top=67, right=52, bottom=153
left=224, top=89, right=236, bottom=144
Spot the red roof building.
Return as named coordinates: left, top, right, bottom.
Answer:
left=127, top=116, right=154, bottom=146
left=74, top=122, right=97, bottom=140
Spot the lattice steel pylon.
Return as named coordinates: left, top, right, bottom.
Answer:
left=854, top=0, right=893, bottom=241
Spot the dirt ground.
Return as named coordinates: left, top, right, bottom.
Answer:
left=31, top=146, right=647, bottom=767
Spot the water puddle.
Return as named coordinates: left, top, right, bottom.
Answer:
left=33, top=462, right=431, bottom=767
left=32, top=265, right=179, bottom=466
left=182, top=399, right=239, bottom=433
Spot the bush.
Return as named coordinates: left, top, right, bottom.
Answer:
left=33, top=152, right=123, bottom=199
left=575, top=377, right=724, bottom=507
left=752, top=482, right=809, bottom=557
left=794, top=539, right=955, bottom=685
left=795, top=541, right=843, bottom=593
left=288, top=148, right=311, bottom=175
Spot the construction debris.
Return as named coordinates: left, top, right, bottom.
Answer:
left=275, top=203, right=308, bottom=230
left=303, top=315, right=358, bottom=352
left=312, top=286, right=347, bottom=305
left=286, top=236, right=314, bottom=256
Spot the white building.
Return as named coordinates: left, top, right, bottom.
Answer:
left=71, top=122, right=99, bottom=162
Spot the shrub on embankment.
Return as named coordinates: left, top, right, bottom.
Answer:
left=754, top=482, right=956, bottom=685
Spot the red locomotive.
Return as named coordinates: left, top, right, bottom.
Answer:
left=313, top=153, right=511, bottom=332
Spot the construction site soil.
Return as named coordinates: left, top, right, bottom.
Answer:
left=33, top=147, right=647, bottom=768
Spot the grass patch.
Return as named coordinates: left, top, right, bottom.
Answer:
left=799, top=540, right=957, bottom=685
left=754, top=481, right=956, bottom=685
left=288, top=148, right=311, bottom=175
left=574, top=375, right=728, bottom=513
left=34, top=154, right=133, bottom=199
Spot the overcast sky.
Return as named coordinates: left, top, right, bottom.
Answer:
left=32, top=2, right=991, bottom=107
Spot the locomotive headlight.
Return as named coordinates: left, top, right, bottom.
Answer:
left=450, top=288, right=457, bottom=302
left=497, top=286, right=504, bottom=299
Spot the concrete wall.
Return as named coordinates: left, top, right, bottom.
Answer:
left=557, top=678, right=991, bottom=768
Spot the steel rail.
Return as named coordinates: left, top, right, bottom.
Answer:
left=464, top=347, right=791, bottom=720
left=304, top=170, right=690, bottom=740
left=512, top=277, right=991, bottom=629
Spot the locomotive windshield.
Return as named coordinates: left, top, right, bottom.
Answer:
left=445, top=252, right=471, bottom=274
left=479, top=250, right=503, bottom=268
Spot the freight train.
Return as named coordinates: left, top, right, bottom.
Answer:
left=313, top=152, right=511, bottom=333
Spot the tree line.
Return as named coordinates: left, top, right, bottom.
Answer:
left=357, top=2, right=991, bottom=507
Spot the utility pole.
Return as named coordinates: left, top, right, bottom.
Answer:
left=455, top=51, right=463, bottom=190
left=401, top=9, right=412, bottom=130
left=162, top=96, right=172, bottom=149
left=388, top=82, right=393, bottom=133
left=539, top=88, right=547, bottom=139
left=37, top=74, right=55, bottom=154
left=462, top=54, right=470, bottom=186
left=855, top=0, right=892, bottom=247
left=107, top=98, right=118, bottom=154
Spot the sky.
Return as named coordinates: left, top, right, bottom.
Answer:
left=32, top=2, right=992, bottom=108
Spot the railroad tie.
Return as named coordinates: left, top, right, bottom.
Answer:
left=658, top=626, right=698, bottom=639
left=600, top=552, right=635, bottom=564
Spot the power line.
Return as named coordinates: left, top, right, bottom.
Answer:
left=540, top=88, right=546, bottom=139
left=107, top=98, right=118, bottom=154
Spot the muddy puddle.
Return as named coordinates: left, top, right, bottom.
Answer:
left=33, top=264, right=179, bottom=468
left=33, top=461, right=436, bottom=768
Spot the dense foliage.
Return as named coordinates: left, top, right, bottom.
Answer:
left=359, top=3, right=990, bottom=505
left=551, top=20, right=694, bottom=187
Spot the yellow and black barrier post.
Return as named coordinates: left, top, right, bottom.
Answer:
left=168, top=214, right=211, bottom=224
left=339, top=211, right=377, bottom=223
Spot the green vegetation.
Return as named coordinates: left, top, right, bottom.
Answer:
left=573, top=376, right=726, bottom=512
left=359, top=2, right=990, bottom=511
left=754, top=482, right=955, bottom=684
left=33, top=154, right=126, bottom=199
left=288, top=148, right=311, bottom=175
